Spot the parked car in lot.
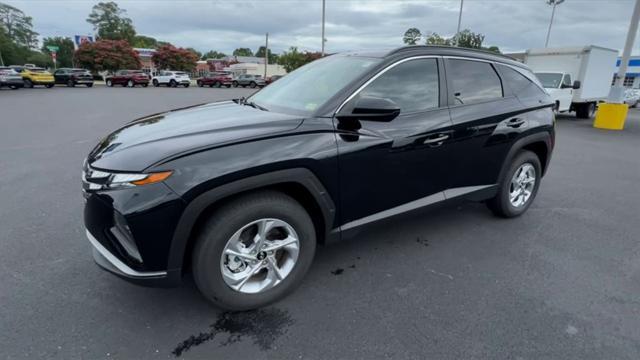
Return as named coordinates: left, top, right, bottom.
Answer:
left=232, top=74, right=265, bottom=88
left=0, top=67, right=24, bottom=89
left=53, top=68, right=94, bottom=87
left=265, top=75, right=283, bottom=85
left=106, top=70, right=150, bottom=87
left=152, top=70, right=191, bottom=87
left=11, top=66, right=55, bottom=88
left=83, top=46, right=555, bottom=310
left=624, top=88, right=639, bottom=108
left=196, top=72, right=233, bottom=88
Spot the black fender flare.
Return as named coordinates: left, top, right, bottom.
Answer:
left=166, top=168, right=336, bottom=273
left=497, top=131, right=553, bottom=182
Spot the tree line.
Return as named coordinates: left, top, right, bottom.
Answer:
left=0, top=1, right=323, bottom=73
left=402, top=27, right=501, bottom=53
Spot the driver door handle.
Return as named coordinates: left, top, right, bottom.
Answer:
left=423, top=134, right=449, bottom=145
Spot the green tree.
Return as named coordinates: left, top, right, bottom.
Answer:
left=232, top=47, right=253, bottom=57
left=86, top=2, right=136, bottom=43
left=41, top=37, right=75, bottom=68
left=454, top=29, right=484, bottom=49
left=151, top=44, right=199, bottom=71
left=403, top=28, right=422, bottom=45
left=255, top=46, right=278, bottom=63
left=132, top=35, right=157, bottom=48
left=277, top=47, right=321, bottom=72
left=0, top=2, right=38, bottom=48
left=201, top=50, right=226, bottom=60
left=25, top=50, right=53, bottom=67
left=185, top=47, right=201, bottom=60
left=74, top=39, right=141, bottom=72
left=425, top=32, right=452, bottom=46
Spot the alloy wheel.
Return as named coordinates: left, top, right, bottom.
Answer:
left=509, top=163, right=536, bottom=207
left=220, top=218, right=300, bottom=294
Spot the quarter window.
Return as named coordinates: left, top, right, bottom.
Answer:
left=448, top=59, right=503, bottom=104
left=357, top=58, right=439, bottom=113
left=498, top=65, right=546, bottom=98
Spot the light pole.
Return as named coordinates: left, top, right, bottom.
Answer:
left=545, top=0, right=565, bottom=47
left=321, top=0, right=326, bottom=56
left=455, top=0, right=464, bottom=45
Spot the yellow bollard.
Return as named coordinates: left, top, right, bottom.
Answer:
left=593, top=103, right=629, bottom=130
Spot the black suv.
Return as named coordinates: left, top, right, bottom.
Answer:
left=83, top=46, right=554, bottom=310
left=53, top=68, right=94, bottom=87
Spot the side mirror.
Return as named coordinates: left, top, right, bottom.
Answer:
left=572, top=80, right=581, bottom=90
left=337, top=96, right=400, bottom=122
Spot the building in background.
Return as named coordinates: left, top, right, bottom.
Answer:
left=133, top=48, right=157, bottom=74
left=614, top=56, right=640, bottom=88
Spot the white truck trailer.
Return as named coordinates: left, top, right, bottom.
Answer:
left=523, top=46, right=618, bottom=119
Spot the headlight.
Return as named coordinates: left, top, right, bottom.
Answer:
left=83, top=168, right=173, bottom=190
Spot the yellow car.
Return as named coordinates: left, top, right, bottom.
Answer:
left=13, top=66, right=55, bottom=88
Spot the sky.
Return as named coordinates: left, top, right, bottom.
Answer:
left=4, top=0, right=639, bottom=55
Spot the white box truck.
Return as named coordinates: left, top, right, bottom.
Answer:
left=523, top=46, right=618, bottom=119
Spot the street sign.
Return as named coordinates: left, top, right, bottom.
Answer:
left=46, top=45, right=59, bottom=52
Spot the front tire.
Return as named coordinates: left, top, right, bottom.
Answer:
left=24, top=79, right=33, bottom=88
left=192, top=191, right=316, bottom=310
left=232, top=81, right=238, bottom=88
left=45, top=84, right=54, bottom=88
left=86, top=83, right=93, bottom=88
left=249, top=81, right=257, bottom=88
left=197, top=80, right=203, bottom=87
left=67, top=79, right=75, bottom=87
left=153, top=79, right=159, bottom=87
left=170, top=79, right=177, bottom=87
left=127, top=80, right=134, bottom=87
left=487, top=150, right=541, bottom=218
left=106, top=79, right=113, bottom=87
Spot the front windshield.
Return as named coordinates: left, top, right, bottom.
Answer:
left=249, top=55, right=381, bottom=115
left=535, top=73, right=562, bottom=89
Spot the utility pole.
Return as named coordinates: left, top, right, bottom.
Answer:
left=545, top=0, right=565, bottom=47
left=609, top=0, right=640, bottom=103
left=321, top=0, right=326, bottom=56
left=264, top=32, right=269, bottom=79
left=455, top=0, right=464, bottom=45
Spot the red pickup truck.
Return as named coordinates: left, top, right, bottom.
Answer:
left=106, top=70, right=150, bottom=87
left=196, top=72, right=233, bottom=88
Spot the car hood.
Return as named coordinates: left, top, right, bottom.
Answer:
left=88, top=101, right=304, bottom=171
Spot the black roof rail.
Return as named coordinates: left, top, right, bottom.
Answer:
left=387, top=45, right=518, bottom=62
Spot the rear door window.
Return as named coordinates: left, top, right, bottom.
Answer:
left=448, top=59, right=503, bottom=105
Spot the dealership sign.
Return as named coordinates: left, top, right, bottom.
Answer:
left=74, top=35, right=94, bottom=48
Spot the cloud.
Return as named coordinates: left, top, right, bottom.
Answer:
left=3, top=0, right=638, bottom=55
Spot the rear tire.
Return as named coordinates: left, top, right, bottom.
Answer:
left=127, top=80, right=134, bottom=87
left=170, top=79, right=177, bottom=88
left=45, top=84, right=54, bottom=88
left=153, top=79, right=159, bottom=87
left=197, top=80, right=203, bottom=87
left=192, top=191, right=316, bottom=310
left=106, top=79, right=113, bottom=87
left=86, top=83, right=93, bottom=88
left=576, top=102, right=596, bottom=119
left=214, top=81, right=221, bottom=88
left=24, top=79, right=33, bottom=88
left=487, top=150, right=541, bottom=218
left=67, top=79, right=75, bottom=87
left=232, top=81, right=238, bottom=88
left=250, top=81, right=257, bottom=88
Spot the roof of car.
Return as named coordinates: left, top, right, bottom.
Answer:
left=342, top=45, right=526, bottom=69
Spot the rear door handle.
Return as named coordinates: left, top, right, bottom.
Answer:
left=423, top=134, right=449, bottom=146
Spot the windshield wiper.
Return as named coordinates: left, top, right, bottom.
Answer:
left=234, top=97, right=268, bottom=111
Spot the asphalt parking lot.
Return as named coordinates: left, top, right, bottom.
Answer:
left=1, top=85, right=639, bottom=360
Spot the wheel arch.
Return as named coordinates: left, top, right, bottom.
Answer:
left=498, top=131, right=553, bottom=182
left=166, top=168, right=337, bottom=275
